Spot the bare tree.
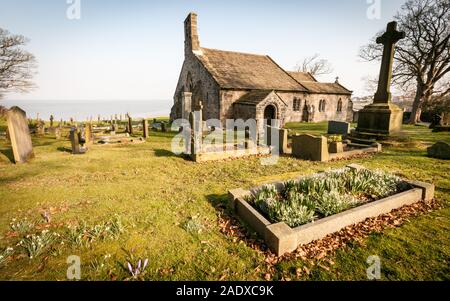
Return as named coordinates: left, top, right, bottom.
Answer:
left=362, top=75, right=379, bottom=95
left=295, top=53, right=333, bottom=76
left=360, top=0, right=450, bottom=124
left=0, top=28, right=37, bottom=100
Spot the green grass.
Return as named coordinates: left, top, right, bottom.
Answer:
left=0, top=120, right=448, bottom=280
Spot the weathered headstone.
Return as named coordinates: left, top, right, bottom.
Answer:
left=427, top=141, right=450, bottom=160
left=85, top=123, right=93, bottom=145
left=6, top=107, right=34, bottom=163
left=36, top=121, right=45, bottom=136
left=50, top=115, right=54, bottom=127
left=328, top=121, right=350, bottom=135
left=355, top=21, right=405, bottom=136
left=143, top=119, right=149, bottom=139
left=128, top=116, right=133, bottom=134
left=292, top=134, right=329, bottom=162
left=69, top=128, right=87, bottom=154
left=189, top=111, right=202, bottom=156
left=266, top=126, right=289, bottom=154
left=55, top=128, right=61, bottom=139
left=161, top=122, right=167, bottom=133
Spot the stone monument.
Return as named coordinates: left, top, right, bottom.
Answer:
left=355, top=21, right=405, bottom=137
left=6, top=106, right=35, bottom=164
left=143, top=119, right=149, bottom=139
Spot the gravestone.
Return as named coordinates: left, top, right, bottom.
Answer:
left=85, top=123, right=93, bottom=145
left=36, top=122, right=45, bottom=136
left=69, top=128, right=87, bottom=154
left=427, top=141, right=450, bottom=160
left=329, top=141, right=344, bottom=154
left=6, top=107, right=35, bottom=164
left=55, top=128, right=61, bottom=140
left=245, top=128, right=256, bottom=150
left=189, top=111, right=202, bottom=156
left=328, top=121, right=350, bottom=135
left=50, top=115, right=54, bottom=127
left=128, top=116, right=133, bottom=134
left=292, top=134, right=329, bottom=162
left=266, top=126, right=289, bottom=154
left=143, top=119, right=149, bottom=139
left=161, top=122, right=167, bottom=133
left=355, top=21, right=405, bottom=136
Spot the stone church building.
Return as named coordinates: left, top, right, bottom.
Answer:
left=170, top=13, right=353, bottom=127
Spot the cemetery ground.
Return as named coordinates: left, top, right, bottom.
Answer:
left=0, top=119, right=449, bottom=281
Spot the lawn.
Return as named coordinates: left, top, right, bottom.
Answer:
left=0, top=120, right=449, bottom=280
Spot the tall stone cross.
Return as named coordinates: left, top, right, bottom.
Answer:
left=374, top=21, right=405, bottom=103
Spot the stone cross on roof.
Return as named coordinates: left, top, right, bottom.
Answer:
left=374, top=21, right=405, bottom=104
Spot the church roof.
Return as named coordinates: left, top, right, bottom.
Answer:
left=298, top=81, right=352, bottom=95
left=234, top=90, right=274, bottom=106
left=287, top=71, right=317, bottom=82
left=195, top=48, right=352, bottom=95
left=287, top=71, right=352, bottom=95
left=195, top=48, right=307, bottom=92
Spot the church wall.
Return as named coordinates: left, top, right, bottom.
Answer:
left=276, top=92, right=308, bottom=123
left=220, top=90, right=249, bottom=122
left=233, top=103, right=257, bottom=121
left=309, top=94, right=351, bottom=122
left=170, top=53, right=221, bottom=122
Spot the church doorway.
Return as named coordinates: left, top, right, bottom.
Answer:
left=264, top=105, right=276, bottom=126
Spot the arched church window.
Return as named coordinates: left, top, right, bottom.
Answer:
left=186, top=72, right=193, bottom=92
left=337, top=99, right=343, bottom=112
left=319, top=99, right=326, bottom=112
left=293, top=98, right=301, bottom=112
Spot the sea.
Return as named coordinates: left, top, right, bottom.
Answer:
left=0, top=99, right=172, bottom=121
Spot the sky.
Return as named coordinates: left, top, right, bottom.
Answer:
left=0, top=0, right=407, bottom=102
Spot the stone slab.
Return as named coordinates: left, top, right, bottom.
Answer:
left=406, top=180, right=435, bottom=202
left=6, top=106, right=34, bottom=163
left=427, top=141, right=450, bottom=160
left=229, top=164, right=432, bottom=256
left=328, top=120, right=351, bottom=135
left=235, top=197, right=271, bottom=238
left=264, top=222, right=297, bottom=256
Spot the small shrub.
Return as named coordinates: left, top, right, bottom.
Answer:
left=19, top=230, right=60, bottom=259
left=314, top=191, right=360, bottom=217
left=251, top=168, right=410, bottom=226
left=10, top=218, right=35, bottom=235
left=65, top=216, right=125, bottom=247
left=90, top=254, right=112, bottom=274
left=0, top=247, right=14, bottom=266
left=328, top=135, right=342, bottom=142
left=181, top=217, right=203, bottom=235
left=254, top=185, right=315, bottom=227
left=66, top=223, right=89, bottom=247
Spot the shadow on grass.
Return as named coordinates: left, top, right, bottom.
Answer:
left=206, top=194, right=235, bottom=216
left=57, top=147, right=72, bottom=153
left=0, top=147, right=14, bottom=163
left=153, top=149, right=185, bottom=158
